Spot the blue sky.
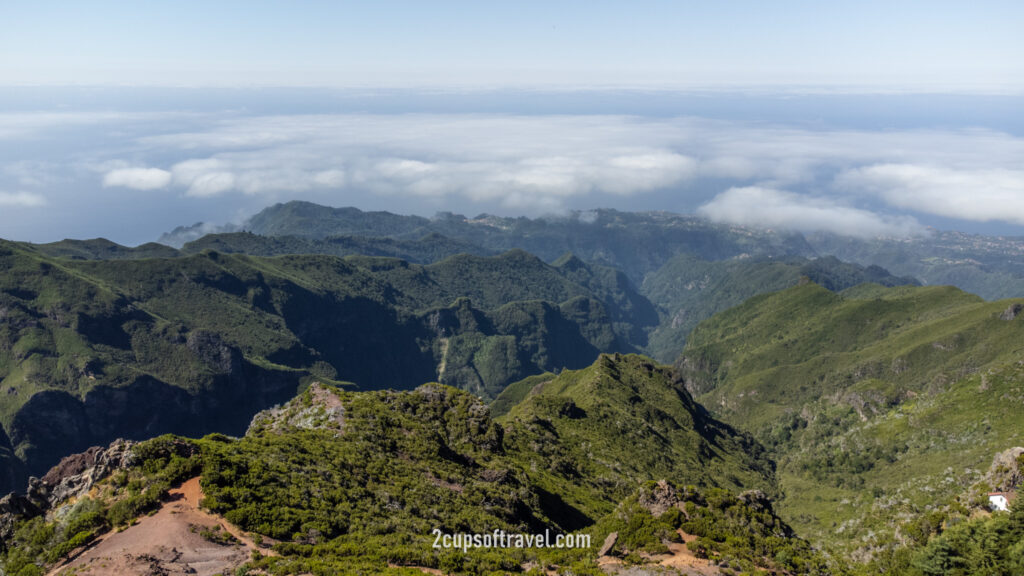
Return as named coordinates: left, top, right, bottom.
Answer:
left=0, top=2, right=1022, bottom=244
left=2, top=1, right=1021, bottom=90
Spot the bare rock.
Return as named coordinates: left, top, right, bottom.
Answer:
left=986, top=446, right=1024, bottom=492
left=598, top=531, right=618, bottom=557
left=738, top=489, right=773, bottom=512
left=1000, top=303, right=1023, bottom=321
left=186, top=330, right=239, bottom=374
left=40, top=438, right=136, bottom=506
left=637, top=479, right=680, bottom=518
left=0, top=492, right=42, bottom=550
left=0, top=439, right=136, bottom=550
left=247, top=382, right=345, bottom=436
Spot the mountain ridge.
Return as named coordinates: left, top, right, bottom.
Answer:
left=1, top=354, right=828, bottom=576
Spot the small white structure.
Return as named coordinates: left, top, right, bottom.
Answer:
left=989, top=492, right=1011, bottom=512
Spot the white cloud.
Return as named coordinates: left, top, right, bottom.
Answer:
left=131, top=115, right=705, bottom=207
left=102, top=167, right=172, bottom=190
left=698, top=186, right=924, bottom=238
left=187, top=172, right=237, bottom=197
left=836, top=164, right=1024, bottom=225
left=0, top=191, right=47, bottom=207
left=42, top=111, right=1024, bottom=224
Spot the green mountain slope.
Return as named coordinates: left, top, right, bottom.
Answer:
left=676, top=282, right=1024, bottom=557
left=807, top=230, right=1024, bottom=300
left=200, top=202, right=818, bottom=283
left=497, top=353, right=777, bottom=517
left=165, top=202, right=1024, bottom=304
left=181, top=231, right=496, bottom=264
left=641, top=254, right=918, bottom=361
left=0, top=242, right=655, bottom=493
left=2, top=355, right=824, bottom=575
left=29, top=238, right=180, bottom=260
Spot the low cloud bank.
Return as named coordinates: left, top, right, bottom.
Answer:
left=699, top=186, right=924, bottom=238
left=6, top=111, right=1021, bottom=236
left=838, top=164, right=1024, bottom=225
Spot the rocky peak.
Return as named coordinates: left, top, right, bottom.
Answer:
left=247, top=382, right=346, bottom=436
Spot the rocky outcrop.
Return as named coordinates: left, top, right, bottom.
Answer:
left=1000, top=303, right=1022, bottom=321
left=185, top=330, right=241, bottom=374
left=38, top=439, right=136, bottom=506
left=0, top=439, right=137, bottom=549
left=247, top=382, right=346, bottom=436
left=985, top=446, right=1024, bottom=492
left=0, top=491, right=42, bottom=550
left=637, top=479, right=682, bottom=518
left=598, top=531, right=619, bottom=557
left=738, top=489, right=773, bottom=512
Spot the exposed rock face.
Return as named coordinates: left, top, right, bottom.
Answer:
left=0, top=439, right=137, bottom=549
left=39, top=439, right=136, bottom=505
left=247, top=382, right=346, bottom=435
left=598, top=531, right=619, bottom=557
left=0, top=491, right=42, bottom=550
left=985, top=446, right=1024, bottom=492
left=674, top=355, right=718, bottom=397
left=186, top=330, right=241, bottom=374
left=1000, top=303, right=1023, bottom=321
left=4, top=361, right=303, bottom=491
left=637, top=479, right=681, bottom=518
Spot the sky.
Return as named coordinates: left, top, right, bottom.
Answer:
left=0, top=2, right=1022, bottom=244
left=3, top=1, right=1022, bottom=91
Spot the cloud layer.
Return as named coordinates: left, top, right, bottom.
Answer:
left=7, top=110, right=1024, bottom=239
left=142, top=115, right=703, bottom=207
left=698, top=187, right=924, bottom=238
left=837, top=164, right=1024, bottom=225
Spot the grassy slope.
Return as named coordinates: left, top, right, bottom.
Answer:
left=807, top=230, right=1024, bottom=301
left=640, top=254, right=919, bottom=362
left=677, top=282, right=1024, bottom=554
left=497, top=354, right=777, bottom=522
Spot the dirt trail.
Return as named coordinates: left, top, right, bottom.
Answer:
left=47, top=477, right=276, bottom=576
left=599, top=530, right=718, bottom=575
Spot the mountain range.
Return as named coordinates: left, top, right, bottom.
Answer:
left=1, top=202, right=1022, bottom=575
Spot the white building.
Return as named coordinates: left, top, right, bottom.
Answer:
left=989, top=492, right=1012, bottom=512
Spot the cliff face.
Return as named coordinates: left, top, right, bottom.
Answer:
left=4, top=363, right=304, bottom=490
